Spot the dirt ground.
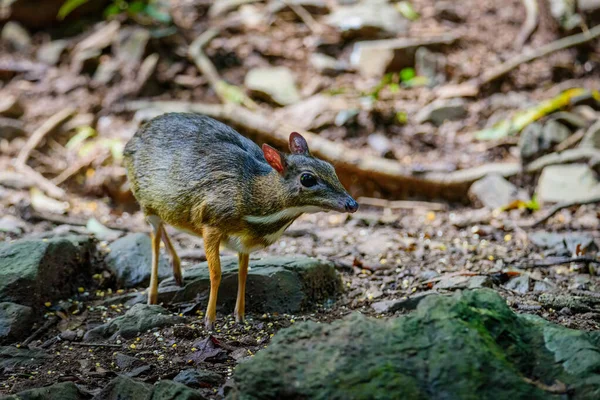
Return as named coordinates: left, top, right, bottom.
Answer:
left=1, top=0, right=600, bottom=397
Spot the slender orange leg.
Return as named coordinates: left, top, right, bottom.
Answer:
left=235, top=253, right=249, bottom=324
left=161, top=228, right=183, bottom=286
left=202, top=227, right=222, bottom=330
left=147, top=216, right=163, bottom=305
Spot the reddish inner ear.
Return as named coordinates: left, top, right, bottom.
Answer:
left=262, top=144, right=285, bottom=174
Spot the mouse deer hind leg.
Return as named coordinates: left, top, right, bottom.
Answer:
left=202, top=226, right=223, bottom=331
left=161, top=228, right=183, bottom=286
left=235, top=253, right=249, bottom=324
left=147, top=215, right=163, bottom=305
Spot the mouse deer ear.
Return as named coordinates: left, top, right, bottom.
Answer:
left=262, top=144, right=286, bottom=174
left=289, top=132, right=310, bottom=155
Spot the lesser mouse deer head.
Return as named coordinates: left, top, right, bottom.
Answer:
left=262, top=132, right=358, bottom=213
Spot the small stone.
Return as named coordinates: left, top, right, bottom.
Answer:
left=367, top=133, right=394, bottom=158
left=528, top=231, right=597, bottom=257
left=245, top=67, right=301, bottom=106
left=536, top=164, right=600, bottom=203
left=104, top=233, right=171, bottom=289
left=174, top=368, right=223, bottom=388
left=433, top=275, right=492, bottom=290
left=0, top=346, right=51, bottom=370
left=114, top=27, right=150, bottom=66
left=1, top=21, right=31, bottom=51
left=309, top=53, right=352, bottom=75
left=505, top=275, right=530, bottom=294
left=371, top=291, right=438, bottom=313
left=415, top=98, right=467, bottom=126
left=36, top=40, right=69, bottom=66
left=468, top=174, right=520, bottom=209
left=0, top=302, right=33, bottom=344
left=549, top=112, right=588, bottom=130
left=532, top=281, right=554, bottom=292
left=580, top=119, right=600, bottom=149
left=83, top=304, right=183, bottom=341
left=541, top=120, right=570, bottom=148
left=0, top=215, right=27, bottom=235
left=0, top=96, right=25, bottom=119
left=325, top=0, right=408, bottom=39
left=415, top=47, right=445, bottom=85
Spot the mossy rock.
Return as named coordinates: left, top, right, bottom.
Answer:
left=0, top=236, right=95, bottom=308
left=158, top=256, right=341, bottom=314
left=229, top=289, right=600, bottom=400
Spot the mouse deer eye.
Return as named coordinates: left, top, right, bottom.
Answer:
left=300, top=173, right=317, bottom=188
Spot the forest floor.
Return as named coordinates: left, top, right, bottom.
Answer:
left=1, top=0, right=599, bottom=398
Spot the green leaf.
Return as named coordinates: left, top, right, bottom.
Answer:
left=104, top=3, right=122, bottom=17
left=403, top=76, right=429, bottom=88
left=395, top=1, right=420, bottom=21
left=475, top=88, right=589, bottom=140
left=65, top=126, right=97, bottom=150
left=128, top=0, right=146, bottom=14
left=396, top=111, right=408, bottom=124
left=400, top=67, right=416, bottom=82
left=57, top=0, right=89, bottom=20
left=143, top=3, right=172, bottom=23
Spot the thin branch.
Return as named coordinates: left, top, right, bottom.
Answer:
left=357, top=197, right=448, bottom=211
left=523, top=195, right=600, bottom=227
left=515, top=0, right=539, bottom=49
left=19, top=164, right=66, bottom=199
left=282, top=0, right=323, bottom=34
left=22, top=316, right=58, bottom=346
left=16, top=108, right=75, bottom=168
left=525, top=147, right=600, bottom=173
left=513, top=256, right=600, bottom=268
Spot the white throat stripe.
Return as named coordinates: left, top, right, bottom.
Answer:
left=244, top=206, right=324, bottom=224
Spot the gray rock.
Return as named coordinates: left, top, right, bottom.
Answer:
left=0, top=117, right=27, bottom=140
left=367, top=133, right=394, bottom=158
left=4, top=382, right=88, bottom=400
left=229, top=289, right=600, bottom=400
left=528, top=231, right=597, bottom=257
left=309, top=53, right=352, bottom=75
left=580, top=120, right=600, bottom=149
left=325, top=0, right=408, bottom=39
left=415, top=98, right=467, bottom=126
left=415, top=47, right=446, bottom=85
left=157, top=256, right=341, bottom=314
left=0, top=302, right=33, bottom=344
left=0, top=346, right=51, bottom=371
left=0, top=236, right=95, bottom=307
left=37, top=40, right=69, bottom=65
left=433, top=274, right=492, bottom=290
left=105, top=233, right=170, bottom=288
left=371, top=291, right=438, bottom=313
left=505, top=275, right=530, bottom=294
left=542, top=120, right=571, bottom=147
left=0, top=215, right=27, bottom=235
left=0, top=95, right=25, bottom=118
left=245, top=67, right=301, bottom=106
left=532, top=280, right=554, bottom=292
left=95, top=375, right=206, bottom=400
left=519, top=122, right=544, bottom=161
left=174, top=368, right=223, bottom=388
left=468, top=174, right=520, bottom=209
left=549, top=112, right=588, bottom=130
left=1, top=21, right=31, bottom=51
left=536, top=164, right=600, bottom=203
left=84, top=304, right=183, bottom=341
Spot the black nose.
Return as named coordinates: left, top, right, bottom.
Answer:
left=345, top=198, right=359, bottom=213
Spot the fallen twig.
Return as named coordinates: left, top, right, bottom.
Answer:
left=357, top=197, right=448, bottom=211
left=439, top=24, right=600, bottom=97
left=554, top=129, right=585, bottom=152
left=52, top=152, right=110, bottom=186
left=16, top=108, right=76, bottom=168
left=514, top=256, right=600, bottom=268
left=516, top=0, right=539, bottom=49
left=28, top=210, right=135, bottom=232
left=68, top=342, right=122, bottom=348
left=121, top=100, right=522, bottom=202
left=523, top=195, right=600, bottom=227
left=22, top=316, right=58, bottom=346
left=525, top=147, right=600, bottom=173
left=19, top=164, right=66, bottom=199
left=282, top=0, right=323, bottom=34
left=188, top=30, right=256, bottom=109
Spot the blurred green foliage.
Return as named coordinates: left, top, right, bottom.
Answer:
left=58, top=0, right=171, bottom=23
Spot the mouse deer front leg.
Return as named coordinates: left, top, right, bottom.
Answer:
left=202, top=227, right=223, bottom=330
